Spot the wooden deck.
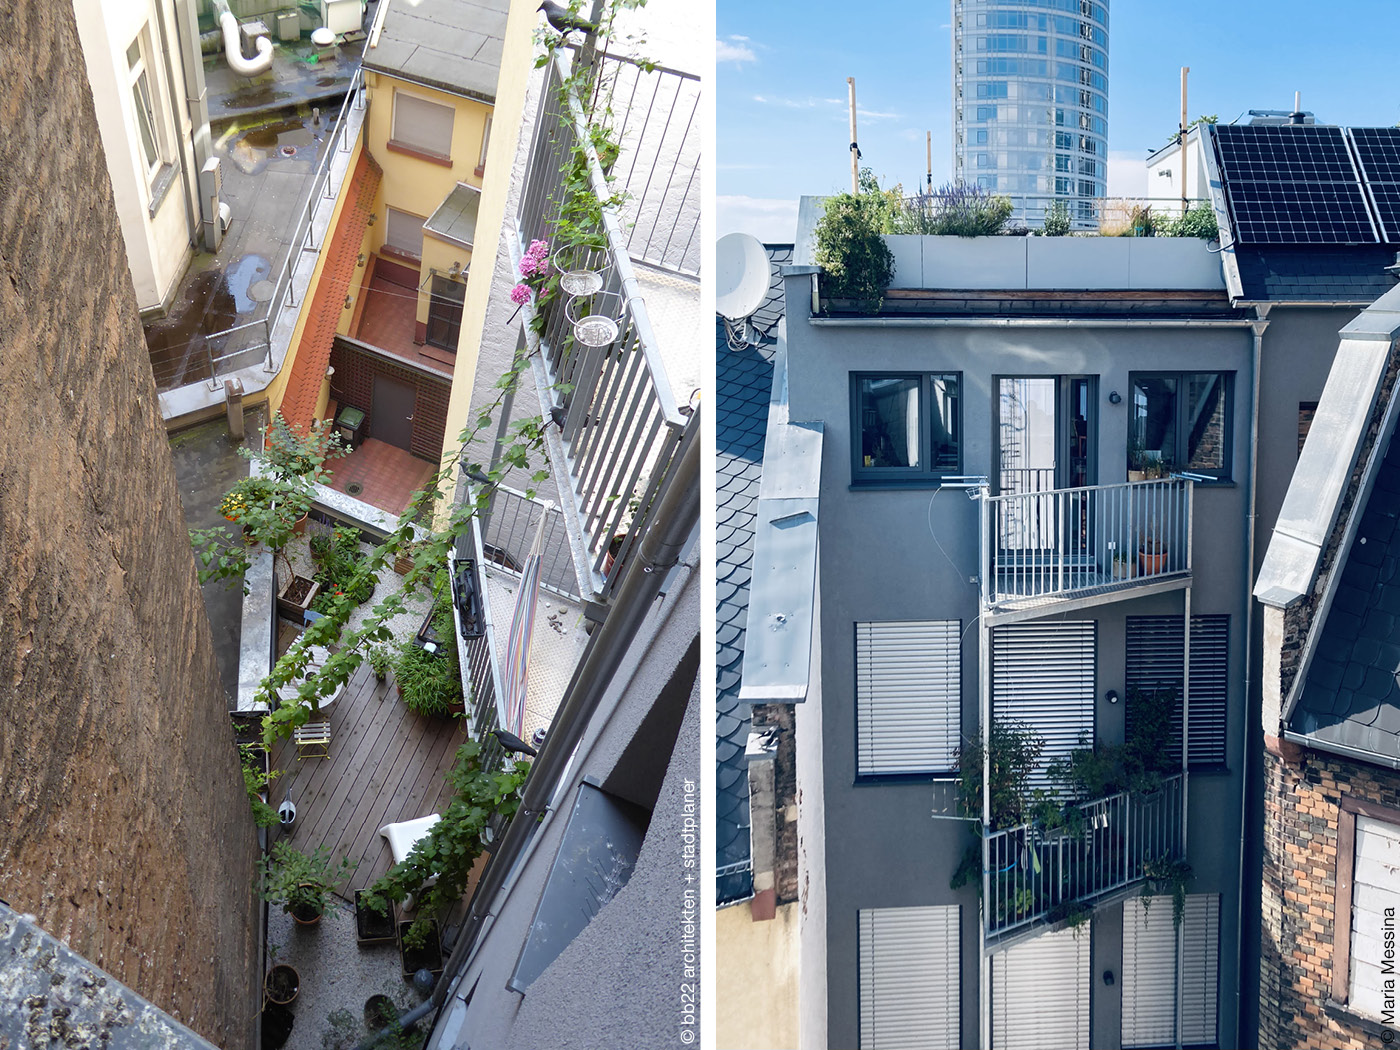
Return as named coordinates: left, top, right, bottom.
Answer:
left=270, top=657, right=466, bottom=901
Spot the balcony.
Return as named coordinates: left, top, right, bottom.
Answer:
left=983, top=772, right=1186, bottom=942
left=515, top=52, right=696, bottom=608
left=981, top=477, right=1193, bottom=624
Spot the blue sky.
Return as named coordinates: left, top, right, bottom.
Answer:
left=717, top=1, right=1400, bottom=240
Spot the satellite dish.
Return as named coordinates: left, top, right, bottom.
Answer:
left=716, top=233, right=769, bottom=322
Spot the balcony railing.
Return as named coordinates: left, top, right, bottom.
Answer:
left=982, top=477, right=1193, bottom=610
left=515, top=52, right=690, bottom=604
left=983, top=772, right=1186, bottom=940
left=453, top=508, right=505, bottom=771
left=480, top=485, right=580, bottom=603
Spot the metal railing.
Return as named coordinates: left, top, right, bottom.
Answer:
left=984, top=772, right=1186, bottom=938
left=983, top=477, right=1193, bottom=607
left=149, top=69, right=365, bottom=393
left=896, top=192, right=1212, bottom=232
left=480, top=485, right=581, bottom=603
left=516, top=53, right=690, bottom=604
left=455, top=510, right=505, bottom=772
left=589, top=51, right=701, bottom=275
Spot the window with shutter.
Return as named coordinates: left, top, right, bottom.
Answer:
left=391, top=90, right=456, bottom=160
left=990, top=926, right=1090, bottom=1049
left=384, top=207, right=425, bottom=261
left=992, top=621, right=1095, bottom=786
left=859, top=906, right=960, bottom=1050
left=855, top=621, right=960, bottom=776
left=1126, top=615, right=1228, bottom=767
left=1122, top=894, right=1220, bottom=1047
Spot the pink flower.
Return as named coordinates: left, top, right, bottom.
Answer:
left=519, top=254, right=541, bottom=278
left=510, top=283, right=532, bottom=305
left=526, top=239, right=548, bottom=260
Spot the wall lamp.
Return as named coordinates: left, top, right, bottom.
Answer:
left=1105, top=690, right=1120, bottom=705
left=1108, top=390, right=1123, bottom=405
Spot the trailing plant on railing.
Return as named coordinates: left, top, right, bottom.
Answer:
left=360, top=738, right=530, bottom=947
left=1141, top=855, right=1193, bottom=929
left=955, top=720, right=1045, bottom=830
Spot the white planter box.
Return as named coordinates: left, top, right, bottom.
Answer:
left=885, top=234, right=1225, bottom=291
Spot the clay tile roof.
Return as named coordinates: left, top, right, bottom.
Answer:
left=280, top=150, right=382, bottom=431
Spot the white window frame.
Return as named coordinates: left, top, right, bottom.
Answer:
left=859, top=905, right=960, bottom=1050
left=126, top=29, right=166, bottom=184
left=478, top=114, right=492, bottom=171
left=855, top=620, right=961, bottom=777
left=391, top=89, right=456, bottom=160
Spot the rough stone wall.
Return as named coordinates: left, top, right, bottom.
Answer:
left=1259, top=749, right=1400, bottom=1049
left=752, top=702, right=800, bottom=905
left=0, top=5, right=260, bottom=1046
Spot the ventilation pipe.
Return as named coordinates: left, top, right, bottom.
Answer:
left=212, top=0, right=273, bottom=77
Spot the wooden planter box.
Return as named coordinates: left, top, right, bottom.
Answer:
left=276, top=573, right=320, bottom=621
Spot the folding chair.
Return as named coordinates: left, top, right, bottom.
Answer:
left=294, top=718, right=331, bottom=759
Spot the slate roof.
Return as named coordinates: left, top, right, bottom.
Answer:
left=364, top=0, right=508, bottom=103
left=715, top=244, right=789, bottom=904
left=1291, top=424, right=1400, bottom=759
left=1235, top=246, right=1397, bottom=303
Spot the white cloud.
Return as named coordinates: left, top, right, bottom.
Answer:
left=751, top=94, right=902, bottom=123
left=718, top=196, right=800, bottom=243
left=717, top=37, right=757, bottom=64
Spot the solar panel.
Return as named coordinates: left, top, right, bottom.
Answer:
left=1214, top=124, right=1377, bottom=245
left=1349, top=127, right=1400, bottom=243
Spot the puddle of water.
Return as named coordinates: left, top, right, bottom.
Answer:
left=222, top=253, right=272, bottom=315
left=227, top=117, right=321, bottom=175
left=143, top=269, right=239, bottom=385
left=223, top=87, right=293, bottom=110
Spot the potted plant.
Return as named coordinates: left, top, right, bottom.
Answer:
left=264, top=942, right=300, bottom=1006
left=355, top=889, right=396, bottom=944
left=1138, top=524, right=1168, bottom=576
left=814, top=189, right=894, bottom=315
left=259, top=842, right=355, bottom=926
left=392, top=633, right=464, bottom=718
left=397, top=918, right=444, bottom=977
left=190, top=414, right=346, bottom=617
left=367, top=644, right=392, bottom=683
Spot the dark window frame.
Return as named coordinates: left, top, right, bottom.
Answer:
left=425, top=275, right=465, bottom=352
left=850, top=371, right=963, bottom=486
left=1128, top=371, right=1234, bottom=482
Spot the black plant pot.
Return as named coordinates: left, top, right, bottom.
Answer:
left=398, top=919, right=443, bottom=977
left=261, top=1002, right=295, bottom=1050
left=355, top=890, right=395, bottom=944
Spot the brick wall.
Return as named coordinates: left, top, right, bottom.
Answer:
left=1259, top=748, right=1400, bottom=1048
left=330, top=340, right=452, bottom=460
left=0, top=4, right=260, bottom=1045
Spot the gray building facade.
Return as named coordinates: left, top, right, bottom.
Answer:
left=776, top=197, right=1385, bottom=1046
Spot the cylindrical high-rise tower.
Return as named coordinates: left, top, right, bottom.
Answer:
left=952, top=0, right=1109, bottom=229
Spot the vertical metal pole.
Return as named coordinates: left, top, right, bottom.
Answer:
left=1180, top=67, right=1190, bottom=212
left=979, top=487, right=992, bottom=1050
left=848, top=77, right=860, bottom=193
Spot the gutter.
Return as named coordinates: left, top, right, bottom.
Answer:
left=1283, top=729, right=1400, bottom=771
left=808, top=316, right=1253, bottom=329
left=1236, top=311, right=1268, bottom=1047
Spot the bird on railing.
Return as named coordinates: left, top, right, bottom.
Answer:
left=538, top=1, right=598, bottom=35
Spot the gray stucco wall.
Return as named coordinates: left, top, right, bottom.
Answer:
left=783, top=270, right=1260, bottom=1048
left=426, top=556, right=699, bottom=1050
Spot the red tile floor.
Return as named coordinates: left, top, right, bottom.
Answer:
left=326, top=438, right=437, bottom=516
left=352, top=260, right=455, bottom=375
